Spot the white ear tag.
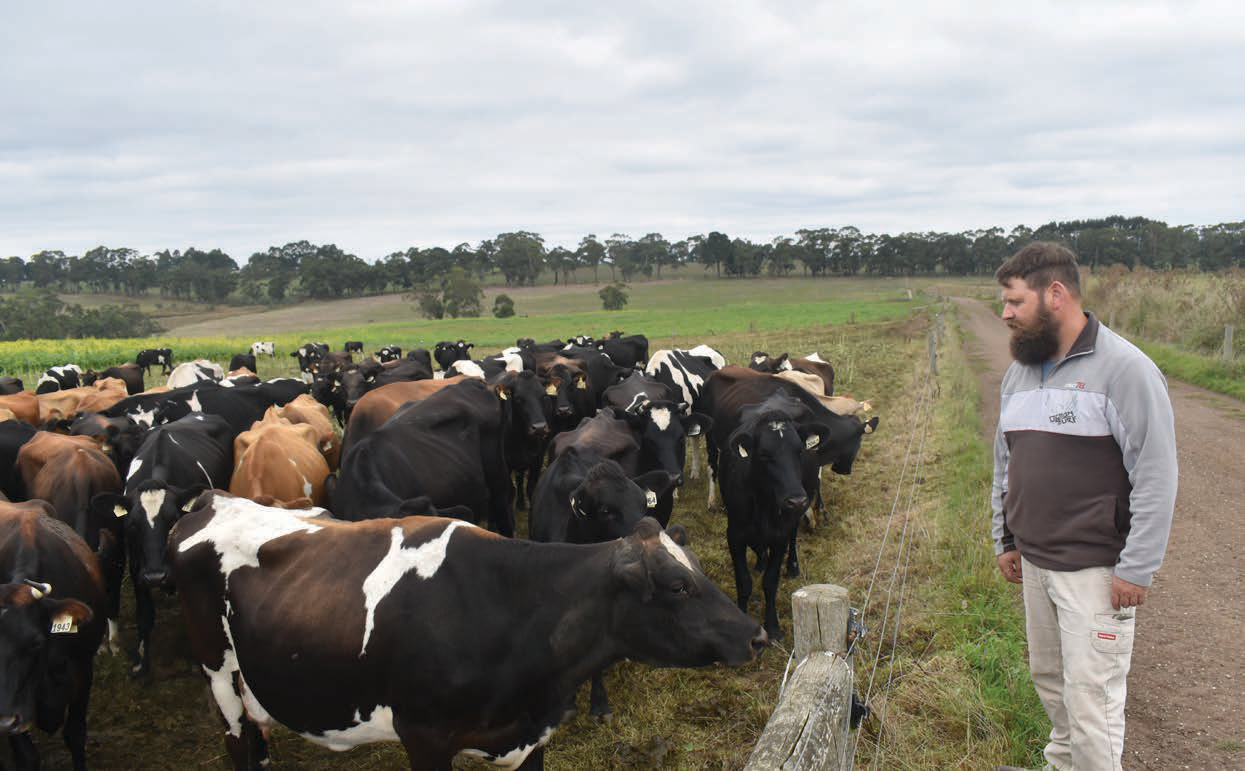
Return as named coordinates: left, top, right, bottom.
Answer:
left=805, top=435, right=820, bottom=450
left=51, top=614, right=78, bottom=634
left=737, top=444, right=749, bottom=458
left=687, top=424, right=701, bottom=437
left=645, top=491, right=658, bottom=509
left=114, top=505, right=127, bottom=518
left=498, top=389, right=508, bottom=400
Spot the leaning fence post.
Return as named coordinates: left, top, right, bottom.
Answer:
left=744, top=585, right=857, bottom=771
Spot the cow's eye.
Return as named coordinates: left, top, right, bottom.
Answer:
left=670, top=580, right=690, bottom=596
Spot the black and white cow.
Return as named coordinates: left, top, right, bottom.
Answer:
left=0, top=500, right=108, bottom=770
left=250, top=341, right=276, bottom=358
left=170, top=496, right=766, bottom=769
left=374, top=345, right=402, bottom=363
left=35, top=364, right=84, bottom=394
left=643, top=345, right=727, bottom=479
left=96, top=413, right=236, bottom=676
left=136, top=348, right=173, bottom=376
left=166, top=359, right=224, bottom=389
left=290, top=342, right=330, bottom=382
left=433, top=339, right=474, bottom=371
left=343, top=341, right=364, bottom=354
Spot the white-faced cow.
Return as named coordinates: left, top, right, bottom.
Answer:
left=250, top=341, right=276, bottom=358
left=643, top=345, right=727, bottom=479
left=169, top=495, right=766, bottom=769
left=95, top=413, right=236, bottom=676
left=0, top=500, right=108, bottom=771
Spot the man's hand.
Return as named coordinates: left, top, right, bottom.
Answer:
left=1111, top=576, right=1149, bottom=610
left=997, top=551, right=1022, bottom=584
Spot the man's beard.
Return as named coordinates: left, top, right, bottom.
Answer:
left=1009, top=301, right=1061, bottom=365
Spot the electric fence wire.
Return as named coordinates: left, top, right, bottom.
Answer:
left=847, top=321, right=941, bottom=767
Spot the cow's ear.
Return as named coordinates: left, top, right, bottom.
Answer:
left=44, top=596, right=94, bottom=633
left=683, top=412, right=713, bottom=437
left=731, top=433, right=754, bottom=459
left=91, top=491, right=130, bottom=521
left=863, top=416, right=880, bottom=435
left=492, top=382, right=510, bottom=401
left=634, top=469, right=679, bottom=502
left=799, top=423, right=831, bottom=451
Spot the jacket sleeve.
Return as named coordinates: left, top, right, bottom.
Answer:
left=991, top=394, right=1014, bottom=556
left=1109, top=357, right=1179, bottom=586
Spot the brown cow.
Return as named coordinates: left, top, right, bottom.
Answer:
left=341, top=377, right=477, bottom=454
left=229, top=414, right=331, bottom=508
left=36, top=378, right=129, bottom=424
left=0, top=391, right=40, bottom=426
left=270, top=394, right=342, bottom=471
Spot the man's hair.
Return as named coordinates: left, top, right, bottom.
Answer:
left=995, top=241, right=1081, bottom=297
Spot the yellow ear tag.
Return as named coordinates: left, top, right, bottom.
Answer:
left=545, top=385, right=557, bottom=396
left=51, top=614, right=78, bottom=634
left=114, top=505, right=127, bottom=518
left=576, top=379, right=587, bottom=390
left=805, top=436, right=820, bottom=450
left=498, top=389, right=508, bottom=400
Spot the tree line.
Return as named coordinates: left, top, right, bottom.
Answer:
left=3, top=216, right=1243, bottom=310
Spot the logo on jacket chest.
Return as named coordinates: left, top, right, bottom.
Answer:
left=1048, top=392, right=1079, bottom=425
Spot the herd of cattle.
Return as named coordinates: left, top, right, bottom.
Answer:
left=0, top=332, right=878, bottom=769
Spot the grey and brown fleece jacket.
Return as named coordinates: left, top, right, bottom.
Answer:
left=991, top=313, right=1178, bottom=587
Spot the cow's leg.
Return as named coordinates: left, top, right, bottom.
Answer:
left=517, top=745, right=546, bottom=770
left=62, top=659, right=94, bottom=771
left=588, top=668, right=612, bottom=721
left=727, top=531, right=753, bottom=613
left=512, top=469, right=528, bottom=511
left=785, top=530, right=801, bottom=578
left=223, top=720, right=269, bottom=771
left=761, top=543, right=785, bottom=642
left=131, top=582, right=155, bottom=677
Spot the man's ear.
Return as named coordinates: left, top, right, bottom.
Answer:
left=1046, top=280, right=1068, bottom=310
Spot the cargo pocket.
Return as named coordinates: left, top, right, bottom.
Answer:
left=1091, top=611, right=1134, bottom=654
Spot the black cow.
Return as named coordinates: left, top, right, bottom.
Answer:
left=0, top=419, right=38, bottom=501
left=0, top=376, right=24, bottom=395
left=136, top=348, right=173, bottom=376
left=96, top=413, right=236, bottom=677
left=535, top=357, right=595, bottom=434
left=598, top=332, right=650, bottom=370
left=433, top=339, right=474, bottom=371
left=170, top=498, right=766, bottom=769
left=35, top=364, right=83, bottom=394
left=290, top=342, right=330, bottom=381
left=333, top=357, right=434, bottom=422
left=343, top=341, right=364, bottom=354
left=530, top=432, right=680, bottom=720
left=82, top=363, right=145, bottom=395
left=331, top=379, right=514, bottom=535
left=715, top=393, right=832, bottom=641
left=65, top=412, right=147, bottom=480
left=228, top=352, right=257, bottom=373
left=702, top=366, right=878, bottom=582
left=152, top=379, right=308, bottom=433
left=0, top=500, right=108, bottom=771
left=493, top=370, right=552, bottom=512
left=374, top=345, right=402, bottom=363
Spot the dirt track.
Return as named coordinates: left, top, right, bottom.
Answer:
left=953, top=297, right=1245, bottom=770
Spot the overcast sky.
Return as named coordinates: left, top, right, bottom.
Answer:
left=3, top=1, right=1242, bottom=263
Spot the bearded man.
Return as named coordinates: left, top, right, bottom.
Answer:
left=990, top=242, right=1178, bottom=771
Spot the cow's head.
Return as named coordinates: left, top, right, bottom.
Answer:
left=821, top=414, right=880, bottom=475
left=622, top=400, right=713, bottom=487
left=729, top=412, right=827, bottom=518
left=99, top=482, right=204, bottom=591
left=606, top=517, right=767, bottom=667
left=493, top=370, right=549, bottom=438
left=566, top=458, right=678, bottom=543
left=0, top=580, right=94, bottom=734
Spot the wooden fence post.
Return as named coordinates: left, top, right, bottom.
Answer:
left=1225, top=324, right=1235, bottom=362
left=744, top=585, right=856, bottom=771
